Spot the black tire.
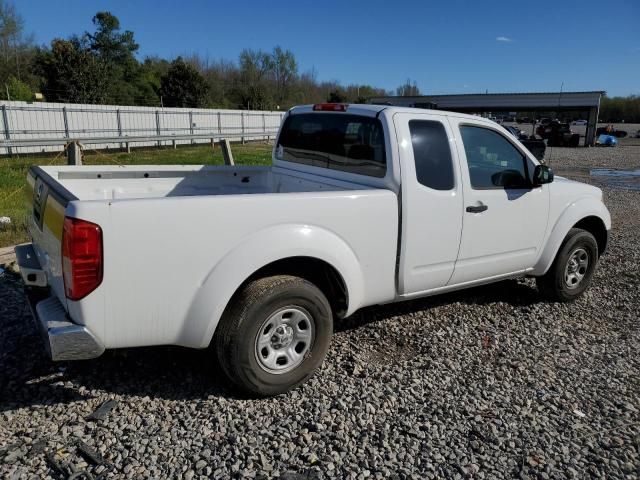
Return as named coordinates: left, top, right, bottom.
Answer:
left=214, top=275, right=332, bottom=396
left=536, top=228, right=599, bottom=302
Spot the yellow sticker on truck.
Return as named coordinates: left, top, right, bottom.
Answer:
left=43, top=195, right=65, bottom=240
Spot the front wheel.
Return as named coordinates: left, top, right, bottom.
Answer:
left=536, top=228, right=599, bottom=302
left=214, top=275, right=333, bottom=396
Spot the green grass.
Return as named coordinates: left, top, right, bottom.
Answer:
left=0, top=142, right=274, bottom=248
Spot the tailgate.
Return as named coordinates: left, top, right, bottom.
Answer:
left=26, top=166, right=78, bottom=306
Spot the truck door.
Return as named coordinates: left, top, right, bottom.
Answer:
left=395, top=113, right=464, bottom=294
left=447, top=117, right=549, bottom=284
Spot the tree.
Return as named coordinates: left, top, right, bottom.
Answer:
left=85, top=12, right=138, bottom=64
left=192, top=55, right=237, bottom=108
left=3, top=75, right=30, bottom=100
left=36, top=39, right=109, bottom=103
left=343, top=84, right=388, bottom=103
left=133, top=56, right=169, bottom=106
left=270, top=46, right=297, bottom=106
left=287, top=68, right=325, bottom=106
left=327, top=89, right=347, bottom=103
left=0, top=1, right=21, bottom=70
left=236, top=49, right=273, bottom=109
left=159, top=57, right=208, bottom=107
left=600, top=95, right=640, bottom=123
left=83, top=11, right=142, bottom=104
left=0, top=1, right=37, bottom=89
left=396, top=78, right=420, bottom=96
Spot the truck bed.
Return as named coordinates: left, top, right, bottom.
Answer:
left=36, top=164, right=359, bottom=201
left=26, top=163, right=400, bottom=351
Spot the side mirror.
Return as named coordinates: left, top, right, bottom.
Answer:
left=533, top=164, right=554, bottom=186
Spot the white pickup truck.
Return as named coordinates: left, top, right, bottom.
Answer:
left=17, top=103, right=611, bottom=396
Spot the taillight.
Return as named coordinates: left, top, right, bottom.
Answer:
left=313, top=103, right=348, bottom=112
left=62, top=217, right=103, bottom=300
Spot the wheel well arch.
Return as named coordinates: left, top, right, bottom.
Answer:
left=236, top=256, right=349, bottom=318
left=573, top=216, right=608, bottom=256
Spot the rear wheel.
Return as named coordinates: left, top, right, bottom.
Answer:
left=536, top=228, right=598, bottom=302
left=214, top=275, right=332, bottom=396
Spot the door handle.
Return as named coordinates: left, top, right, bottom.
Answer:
left=466, top=204, right=488, bottom=213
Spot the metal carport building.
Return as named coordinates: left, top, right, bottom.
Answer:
left=368, top=91, right=604, bottom=147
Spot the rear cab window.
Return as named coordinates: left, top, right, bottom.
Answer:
left=409, top=120, right=454, bottom=190
left=276, top=113, right=387, bottom=178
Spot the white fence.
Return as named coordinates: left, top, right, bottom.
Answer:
left=0, top=100, right=285, bottom=155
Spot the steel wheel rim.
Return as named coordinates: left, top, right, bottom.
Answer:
left=254, top=307, right=315, bottom=374
left=564, top=247, right=590, bottom=289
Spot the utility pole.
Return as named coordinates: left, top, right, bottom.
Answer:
left=557, top=81, right=564, bottom=124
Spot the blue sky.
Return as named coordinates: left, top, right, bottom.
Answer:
left=18, top=0, right=640, bottom=96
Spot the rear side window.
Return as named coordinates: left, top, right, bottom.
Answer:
left=409, top=120, right=454, bottom=190
left=276, top=113, right=386, bottom=178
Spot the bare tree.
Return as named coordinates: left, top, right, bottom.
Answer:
left=236, top=49, right=274, bottom=109
left=396, top=78, right=420, bottom=96
left=270, top=46, right=297, bottom=106
left=0, top=0, right=33, bottom=84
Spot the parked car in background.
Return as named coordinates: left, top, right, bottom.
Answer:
left=505, top=125, right=528, bottom=140
left=16, top=103, right=610, bottom=396
left=505, top=126, right=547, bottom=160
left=537, top=121, right=581, bottom=147
left=571, top=120, right=588, bottom=126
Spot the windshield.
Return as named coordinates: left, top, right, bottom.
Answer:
left=276, top=113, right=387, bottom=178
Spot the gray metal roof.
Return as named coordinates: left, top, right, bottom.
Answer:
left=369, top=91, right=604, bottom=110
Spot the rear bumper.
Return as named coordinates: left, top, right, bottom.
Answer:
left=16, top=243, right=105, bottom=361
left=32, top=296, right=105, bottom=361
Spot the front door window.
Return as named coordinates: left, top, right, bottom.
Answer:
left=460, top=126, right=530, bottom=189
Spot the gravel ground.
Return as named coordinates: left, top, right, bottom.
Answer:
left=1, top=146, right=639, bottom=479
left=546, top=139, right=640, bottom=171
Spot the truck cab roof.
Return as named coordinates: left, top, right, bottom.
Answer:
left=288, top=103, right=486, bottom=122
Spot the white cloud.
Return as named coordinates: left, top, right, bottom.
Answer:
left=496, top=36, right=513, bottom=42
